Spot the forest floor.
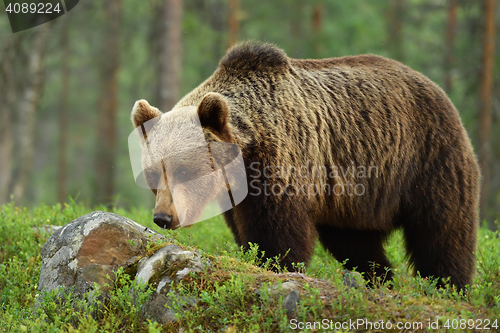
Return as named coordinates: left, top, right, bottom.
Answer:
left=0, top=201, right=499, bottom=332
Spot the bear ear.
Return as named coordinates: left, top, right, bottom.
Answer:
left=131, top=99, right=162, bottom=129
left=197, top=93, right=230, bottom=135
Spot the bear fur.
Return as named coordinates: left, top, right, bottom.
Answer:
left=131, top=41, right=480, bottom=290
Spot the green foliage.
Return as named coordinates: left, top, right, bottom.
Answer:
left=168, top=275, right=267, bottom=331
left=0, top=200, right=86, bottom=263
left=471, top=228, right=500, bottom=309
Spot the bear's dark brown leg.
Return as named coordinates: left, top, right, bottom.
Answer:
left=402, top=215, right=476, bottom=291
left=234, top=198, right=316, bottom=271
left=316, top=225, right=393, bottom=284
left=402, top=158, right=478, bottom=291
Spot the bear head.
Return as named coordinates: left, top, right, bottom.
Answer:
left=131, top=93, right=245, bottom=229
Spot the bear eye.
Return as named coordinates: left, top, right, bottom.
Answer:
left=174, top=167, right=191, bottom=183
left=146, top=171, right=161, bottom=189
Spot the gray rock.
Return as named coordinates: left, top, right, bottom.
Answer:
left=142, top=293, right=199, bottom=326
left=37, top=211, right=209, bottom=325
left=134, top=244, right=208, bottom=324
left=267, top=280, right=300, bottom=297
left=282, top=290, right=300, bottom=317
left=342, top=271, right=365, bottom=289
left=281, top=281, right=300, bottom=292
left=157, top=276, right=173, bottom=294
left=38, top=211, right=165, bottom=299
left=135, top=244, right=206, bottom=293
left=142, top=294, right=177, bottom=325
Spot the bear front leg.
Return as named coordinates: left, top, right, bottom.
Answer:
left=233, top=197, right=316, bottom=271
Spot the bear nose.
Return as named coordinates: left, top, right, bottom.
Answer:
left=153, top=213, right=173, bottom=229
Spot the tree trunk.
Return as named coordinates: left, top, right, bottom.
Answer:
left=57, top=25, right=71, bottom=204
left=0, top=38, right=18, bottom=203
left=10, top=24, right=50, bottom=204
left=312, top=3, right=323, bottom=57
left=94, top=0, right=121, bottom=205
left=387, top=0, right=404, bottom=61
left=157, top=0, right=183, bottom=112
left=0, top=96, right=12, bottom=203
left=444, top=0, right=457, bottom=93
left=478, top=0, right=496, bottom=228
left=208, top=0, right=226, bottom=62
left=228, top=0, right=239, bottom=48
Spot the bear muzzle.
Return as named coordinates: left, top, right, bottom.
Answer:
left=153, top=212, right=175, bottom=229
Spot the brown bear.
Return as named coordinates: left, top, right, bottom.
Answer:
left=131, top=41, right=480, bottom=290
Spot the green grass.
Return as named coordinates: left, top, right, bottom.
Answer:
left=1, top=201, right=499, bottom=332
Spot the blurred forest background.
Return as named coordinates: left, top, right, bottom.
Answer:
left=0, top=0, right=499, bottom=227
